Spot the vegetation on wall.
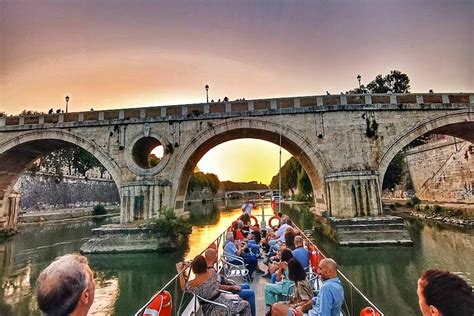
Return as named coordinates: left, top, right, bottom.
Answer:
left=270, top=157, right=312, bottom=200
left=146, top=208, right=192, bottom=239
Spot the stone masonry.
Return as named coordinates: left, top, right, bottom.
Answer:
left=0, top=93, right=473, bottom=229
left=405, top=137, right=473, bottom=204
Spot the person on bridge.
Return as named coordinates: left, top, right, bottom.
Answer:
left=417, top=269, right=474, bottom=316
left=293, top=258, right=344, bottom=316
left=36, top=253, right=96, bottom=316
left=242, top=200, right=254, bottom=216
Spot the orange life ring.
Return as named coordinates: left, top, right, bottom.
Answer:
left=308, top=244, right=321, bottom=273
left=360, top=307, right=381, bottom=316
left=143, top=290, right=172, bottom=316
left=249, top=215, right=258, bottom=227
left=268, top=216, right=281, bottom=228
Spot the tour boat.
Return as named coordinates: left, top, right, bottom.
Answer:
left=135, top=213, right=383, bottom=316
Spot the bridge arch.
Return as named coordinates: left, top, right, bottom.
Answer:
left=171, top=118, right=330, bottom=209
left=0, top=129, right=123, bottom=225
left=378, top=109, right=474, bottom=188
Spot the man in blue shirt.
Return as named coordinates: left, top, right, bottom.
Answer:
left=292, top=236, right=309, bottom=270
left=294, top=258, right=344, bottom=316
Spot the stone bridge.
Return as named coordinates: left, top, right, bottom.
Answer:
left=1, top=93, right=473, bottom=229
left=225, top=190, right=271, bottom=199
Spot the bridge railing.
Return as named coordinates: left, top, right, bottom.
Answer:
left=1, top=93, right=472, bottom=128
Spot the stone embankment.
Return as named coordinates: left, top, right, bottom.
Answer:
left=80, top=224, right=187, bottom=253
left=403, top=211, right=473, bottom=228
left=19, top=207, right=120, bottom=224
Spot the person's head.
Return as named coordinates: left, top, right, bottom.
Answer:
left=204, top=248, right=217, bottom=266
left=36, top=253, right=95, bottom=316
left=288, top=258, right=306, bottom=282
left=191, top=255, right=208, bottom=274
left=226, top=231, right=234, bottom=242
left=280, top=248, right=294, bottom=263
left=294, top=236, right=304, bottom=248
left=231, top=221, right=238, bottom=230
left=417, top=269, right=474, bottom=316
left=284, top=228, right=296, bottom=250
left=286, top=219, right=293, bottom=226
left=318, top=258, right=338, bottom=281
left=280, top=217, right=287, bottom=225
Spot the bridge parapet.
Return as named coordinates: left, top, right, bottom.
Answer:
left=1, top=93, right=472, bottom=129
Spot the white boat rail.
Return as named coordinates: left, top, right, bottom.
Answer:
left=135, top=216, right=384, bottom=316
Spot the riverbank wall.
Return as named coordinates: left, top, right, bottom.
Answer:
left=15, top=173, right=120, bottom=212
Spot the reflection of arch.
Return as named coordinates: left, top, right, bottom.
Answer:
left=0, top=129, right=123, bottom=220
left=172, top=118, right=329, bottom=206
left=379, top=110, right=474, bottom=187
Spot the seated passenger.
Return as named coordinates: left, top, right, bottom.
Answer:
left=205, top=248, right=256, bottom=316
left=176, top=255, right=251, bottom=316
left=264, top=249, right=295, bottom=305
left=292, top=236, right=310, bottom=270
left=294, top=258, right=344, bottom=316
left=269, top=258, right=313, bottom=315
left=223, top=232, right=260, bottom=278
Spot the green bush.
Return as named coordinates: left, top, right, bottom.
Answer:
left=92, top=204, right=107, bottom=216
left=146, top=208, right=192, bottom=239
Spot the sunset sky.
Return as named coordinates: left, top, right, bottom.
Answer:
left=1, top=1, right=472, bottom=183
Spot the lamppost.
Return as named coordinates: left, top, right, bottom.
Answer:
left=65, top=95, right=70, bottom=113
left=357, top=74, right=361, bottom=90
left=205, top=84, right=209, bottom=103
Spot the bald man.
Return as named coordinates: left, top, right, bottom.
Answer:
left=294, top=258, right=344, bottom=316
left=36, top=254, right=95, bottom=316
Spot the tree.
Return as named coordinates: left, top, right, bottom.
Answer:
left=297, top=168, right=312, bottom=197
left=366, top=70, right=410, bottom=93
left=382, top=152, right=406, bottom=190
left=347, top=70, right=410, bottom=94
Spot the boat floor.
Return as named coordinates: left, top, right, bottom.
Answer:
left=249, top=260, right=271, bottom=316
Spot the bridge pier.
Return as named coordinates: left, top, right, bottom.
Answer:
left=325, top=171, right=383, bottom=218
left=120, top=182, right=172, bottom=223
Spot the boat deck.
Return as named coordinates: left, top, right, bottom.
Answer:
left=250, top=262, right=271, bottom=316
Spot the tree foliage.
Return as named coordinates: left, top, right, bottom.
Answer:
left=270, top=157, right=312, bottom=198
left=382, top=152, right=407, bottom=190
left=188, top=172, right=220, bottom=194
left=219, top=181, right=267, bottom=191
left=28, top=147, right=105, bottom=178
left=347, top=70, right=410, bottom=94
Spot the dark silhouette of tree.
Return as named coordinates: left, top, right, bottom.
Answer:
left=188, top=172, right=220, bottom=194
left=347, top=70, right=410, bottom=94
left=366, top=70, right=410, bottom=93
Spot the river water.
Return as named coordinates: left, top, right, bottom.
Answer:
left=0, top=202, right=472, bottom=315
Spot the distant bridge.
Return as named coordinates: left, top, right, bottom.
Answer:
left=224, top=189, right=271, bottom=199
left=1, top=92, right=473, bottom=229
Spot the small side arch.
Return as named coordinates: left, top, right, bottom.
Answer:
left=0, top=129, right=123, bottom=223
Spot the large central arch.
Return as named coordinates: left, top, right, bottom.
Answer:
left=171, top=118, right=330, bottom=210
left=0, top=129, right=123, bottom=226
left=378, top=109, right=474, bottom=187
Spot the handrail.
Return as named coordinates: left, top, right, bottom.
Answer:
left=292, top=224, right=384, bottom=316
left=135, top=214, right=384, bottom=316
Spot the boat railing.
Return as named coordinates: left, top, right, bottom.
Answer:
left=134, top=228, right=229, bottom=316
left=292, top=225, right=384, bottom=316
left=136, top=216, right=384, bottom=316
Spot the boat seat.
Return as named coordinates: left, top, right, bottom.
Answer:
left=221, top=254, right=250, bottom=282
